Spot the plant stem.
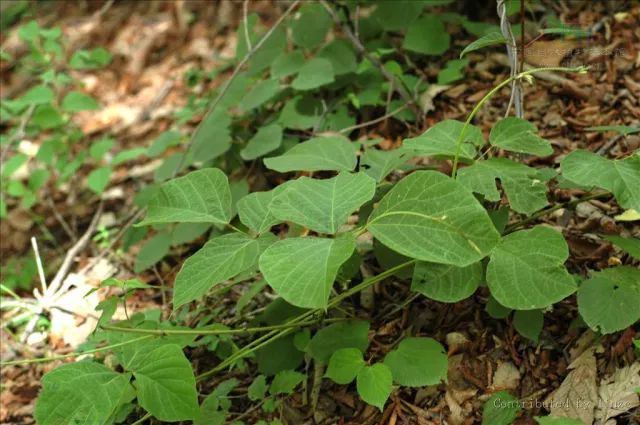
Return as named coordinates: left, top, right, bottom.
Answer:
left=100, top=318, right=345, bottom=336
left=451, top=65, right=588, bottom=178
left=504, top=191, right=610, bottom=233
left=131, top=412, right=151, bottom=425
left=196, top=260, right=415, bottom=380
left=0, top=335, right=154, bottom=367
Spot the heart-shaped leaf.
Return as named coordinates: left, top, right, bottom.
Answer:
left=383, top=337, right=448, bottom=387
left=403, top=119, right=484, bottom=162
left=490, top=117, right=553, bottom=156
left=264, top=135, right=357, bottom=172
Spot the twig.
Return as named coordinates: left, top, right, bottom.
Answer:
left=338, top=104, right=408, bottom=134
left=173, top=0, right=300, bottom=178
left=46, top=194, right=77, bottom=242
left=497, top=0, right=523, bottom=118
left=30, top=237, right=48, bottom=296
left=243, top=0, right=253, bottom=51
left=319, top=0, right=421, bottom=120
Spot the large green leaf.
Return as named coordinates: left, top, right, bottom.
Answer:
left=264, top=135, right=357, bottom=172
left=270, top=172, right=376, bottom=234
left=403, top=120, right=484, bottom=162
left=403, top=14, right=450, bottom=55
left=487, top=226, right=576, bottom=310
left=291, top=3, right=331, bottom=49
left=577, top=266, right=640, bottom=334
left=326, top=348, right=365, bottom=384
left=356, top=363, right=393, bottom=411
left=133, top=344, right=199, bottom=422
left=237, top=188, right=284, bottom=234
left=240, top=124, right=283, bottom=160
left=367, top=170, right=500, bottom=266
left=411, top=261, right=482, bottom=303
left=139, top=168, right=231, bottom=226
left=490, top=117, right=553, bottom=156
left=383, top=337, right=448, bottom=387
left=35, top=362, right=134, bottom=425
left=308, top=319, right=370, bottom=363
left=259, top=235, right=355, bottom=308
left=458, top=158, right=549, bottom=215
left=561, top=150, right=640, bottom=211
left=372, top=0, right=423, bottom=31
left=460, top=32, right=507, bottom=58
left=291, top=58, right=335, bottom=91
left=173, top=233, right=261, bottom=309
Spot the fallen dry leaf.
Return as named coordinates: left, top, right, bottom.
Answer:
left=595, top=362, right=640, bottom=424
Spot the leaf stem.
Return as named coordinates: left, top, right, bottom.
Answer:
left=451, top=65, right=588, bottom=178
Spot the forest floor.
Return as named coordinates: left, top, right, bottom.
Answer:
left=1, top=1, right=639, bottom=424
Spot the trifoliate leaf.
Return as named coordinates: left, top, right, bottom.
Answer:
left=291, top=58, right=335, bottom=91
left=35, top=362, right=134, bottom=425
left=482, top=391, right=521, bottom=425
left=403, top=119, right=484, bottom=162
left=139, top=168, right=232, bottom=226
left=291, top=3, right=331, bottom=49
left=326, top=348, right=365, bottom=384
left=264, top=136, right=357, bottom=172
left=240, top=124, right=283, bottom=160
left=133, top=344, right=199, bottom=422
left=411, top=261, right=482, bottom=303
left=487, top=226, right=576, bottom=310
left=367, top=170, right=500, bottom=267
left=308, top=320, right=370, bottom=363
left=356, top=364, right=393, bottom=411
left=270, top=172, right=376, bottom=234
left=457, top=158, right=549, bottom=215
left=577, top=266, right=640, bottom=334
left=513, top=309, right=543, bottom=343
left=259, top=234, right=355, bottom=308
left=561, top=150, right=640, bottom=211
left=403, top=14, right=450, bottom=55
left=173, top=233, right=261, bottom=310
left=383, top=337, right=448, bottom=387
left=490, top=117, right=553, bottom=156
left=460, top=31, right=508, bottom=58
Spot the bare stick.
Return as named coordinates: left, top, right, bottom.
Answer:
left=338, top=104, right=408, bottom=134
left=30, top=237, right=48, bottom=296
left=320, top=0, right=421, bottom=119
left=173, top=0, right=300, bottom=178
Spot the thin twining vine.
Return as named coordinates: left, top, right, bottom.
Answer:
left=450, top=65, right=589, bottom=177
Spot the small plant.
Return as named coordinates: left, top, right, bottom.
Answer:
left=3, top=2, right=638, bottom=424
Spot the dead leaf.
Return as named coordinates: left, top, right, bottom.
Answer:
left=491, top=361, right=521, bottom=391
left=595, top=362, right=640, bottom=424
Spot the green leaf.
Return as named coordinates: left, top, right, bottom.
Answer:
left=35, top=362, right=134, bottom=425
left=585, top=125, right=640, bottom=136
left=173, top=233, right=261, bottom=310
left=513, top=309, right=543, bottom=343
left=482, top=391, right=521, bottom=425
left=383, top=337, right=448, bottom=387
left=69, top=47, right=112, bottom=69
left=535, top=416, right=585, bottom=425
left=437, top=58, right=468, bottom=85
left=577, top=266, right=640, bottom=334
left=271, top=51, right=305, bottom=78
left=487, top=226, right=576, bottom=310
left=278, top=96, right=322, bottom=130
left=237, top=188, right=283, bottom=234
left=20, top=84, right=54, bottom=105
left=256, top=334, right=304, bottom=375
left=460, top=32, right=507, bottom=58
left=372, top=0, right=424, bottom=31
left=602, top=235, right=640, bottom=259
left=326, top=348, right=365, bottom=384
left=248, top=375, right=268, bottom=401
left=361, top=147, right=415, bottom=182
left=457, top=158, right=549, bottom=215
left=241, top=124, right=283, bottom=160
left=411, top=261, right=482, bottom=303
left=239, top=79, right=280, bottom=112
left=486, top=296, right=513, bottom=319
left=308, top=320, right=370, bottom=363
left=112, top=148, right=146, bottom=166
left=318, top=40, right=357, bottom=75
left=32, top=104, right=64, bottom=128
left=147, top=131, right=182, bottom=157
left=134, top=232, right=171, bottom=273
left=171, top=222, right=211, bottom=246
left=62, top=91, right=99, bottom=112
left=90, top=137, right=114, bottom=160
left=291, top=3, right=331, bottom=49
left=133, top=344, right=199, bottom=422
left=269, top=370, right=305, bottom=395
left=356, top=363, right=393, bottom=411
left=264, top=135, right=357, bottom=173
left=367, top=170, right=500, bottom=267
left=87, top=166, right=111, bottom=194
left=139, top=168, right=232, bottom=226
left=190, top=110, right=231, bottom=163
left=403, top=120, right=484, bottom=162
left=490, top=117, right=553, bottom=156
left=403, top=15, right=450, bottom=55
left=561, top=150, right=640, bottom=211
left=540, top=27, right=591, bottom=37
left=291, top=58, right=335, bottom=91
left=270, top=172, right=376, bottom=234
left=259, top=234, right=355, bottom=308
